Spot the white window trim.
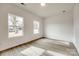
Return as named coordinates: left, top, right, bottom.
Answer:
left=8, top=13, right=24, bottom=38
left=33, top=20, right=40, bottom=34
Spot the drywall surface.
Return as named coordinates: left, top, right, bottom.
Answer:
left=44, top=10, right=73, bottom=42
left=0, top=4, right=43, bottom=51
left=73, top=4, right=79, bottom=53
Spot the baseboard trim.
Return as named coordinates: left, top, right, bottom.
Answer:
left=0, top=37, right=44, bottom=53
left=72, top=42, right=79, bottom=56
left=46, top=37, right=72, bottom=43
left=46, top=37, right=79, bottom=56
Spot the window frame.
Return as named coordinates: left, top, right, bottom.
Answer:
left=8, top=13, right=24, bottom=38
left=33, top=20, right=40, bottom=34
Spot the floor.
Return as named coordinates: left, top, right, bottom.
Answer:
left=0, top=38, right=78, bottom=56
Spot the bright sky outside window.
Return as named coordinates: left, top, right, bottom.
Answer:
left=8, top=13, right=24, bottom=38
left=33, top=20, right=40, bottom=34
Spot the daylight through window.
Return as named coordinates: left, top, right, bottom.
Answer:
left=33, top=20, right=40, bottom=34
left=8, top=13, right=24, bottom=38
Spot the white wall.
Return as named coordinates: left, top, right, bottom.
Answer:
left=0, top=4, right=43, bottom=51
left=44, top=10, right=73, bottom=42
left=73, top=4, right=79, bottom=53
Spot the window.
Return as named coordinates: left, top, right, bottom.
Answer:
left=8, top=13, right=24, bottom=38
left=33, top=20, right=40, bottom=34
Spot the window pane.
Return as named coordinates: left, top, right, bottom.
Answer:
left=8, top=13, right=24, bottom=38
left=33, top=21, right=39, bottom=34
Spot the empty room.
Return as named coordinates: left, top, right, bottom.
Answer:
left=0, top=3, right=79, bottom=56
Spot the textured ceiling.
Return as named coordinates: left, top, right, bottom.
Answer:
left=15, top=3, right=74, bottom=18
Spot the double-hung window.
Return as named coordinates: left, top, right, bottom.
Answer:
left=8, top=13, right=24, bottom=38
left=33, top=20, right=40, bottom=34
